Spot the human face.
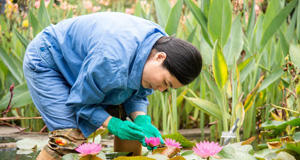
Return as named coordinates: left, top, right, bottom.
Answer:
left=141, top=52, right=184, bottom=92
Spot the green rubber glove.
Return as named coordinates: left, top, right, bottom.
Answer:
left=107, top=117, right=145, bottom=140
left=134, top=115, right=164, bottom=150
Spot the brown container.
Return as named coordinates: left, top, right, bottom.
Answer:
left=114, top=136, right=142, bottom=156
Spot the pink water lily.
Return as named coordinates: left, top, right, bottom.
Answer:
left=145, top=137, right=161, bottom=147
left=193, top=141, right=223, bottom=159
left=164, top=138, right=182, bottom=149
left=75, top=142, right=103, bottom=156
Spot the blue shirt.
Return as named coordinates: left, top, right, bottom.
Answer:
left=38, top=12, right=167, bottom=137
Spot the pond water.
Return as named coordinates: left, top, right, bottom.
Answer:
left=1, top=148, right=40, bottom=160
left=0, top=137, right=39, bottom=160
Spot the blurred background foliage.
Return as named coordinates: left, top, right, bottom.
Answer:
left=0, top=0, right=300, bottom=150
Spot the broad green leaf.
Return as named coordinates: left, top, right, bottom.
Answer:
left=208, top=0, right=232, bottom=48
left=29, top=10, right=42, bottom=37
left=186, top=26, right=197, bottom=43
left=0, top=46, right=23, bottom=84
left=212, top=41, right=228, bottom=90
left=244, top=76, right=264, bottom=112
left=254, top=148, right=277, bottom=159
left=217, top=146, right=236, bottom=159
left=184, top=0, right=212, bottom=47
left=13, top=28, right=29, bottom=49
left=234, top=102, right=245, bottom=128
left=258, top=69, right=285, bottom=92
left=294, top=132, right=300, bottom=141
left=297, top=0, right=300, bottom=41
left=200, top=33, right=213, bottom=64
left=275, top=151, right=297, bottom=160
left=0, top=82, right=33, bottom=109
left=238, top=56, right=253, bottom=72
left=16, top=138, right=47, bottom=150
left=46, top=0, right=55, bottom=13
left=154, top=0, right=171, bottom=28
left=254, top=14, right=264, bottom=51
left=134, top=0, right=142, bottom=17
left=38, top=0, right=51, bottom=28
left=246, top=0, right=256, bottom=39
left=201, top=0, right=210, bottom=17
left=202, top=69, right=222, bottom=106
left=262, top=0, right=282, bottom=31
left=279, top=28, right=289, bottom=54
left=184, top=97, right=222, bottom=120
left=62, top=153, right=79, bottom=160
left=260, top=0, right=297, bottom=51
left=181, top=150, right=194, bottom=156
left=262, top=117, right=300, bottom=131
left=66, top=9, right=74, bottom=19
left=287, top=7, right=297, bottom=41
left=289, top=44, right=300, bottom=69
left=223, top=13, right=243, bottom=66
left=165, top=0, right=183, bottom=35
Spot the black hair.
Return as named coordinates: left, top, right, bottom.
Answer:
left=152, top=36, right=202, bottom=85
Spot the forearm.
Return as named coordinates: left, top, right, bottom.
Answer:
left=130, top=111, right=146, bottom=120
left=102, top=116, right=112, bottom=128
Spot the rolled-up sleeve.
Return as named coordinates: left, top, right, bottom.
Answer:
left=123, top=87, right=153, bottom=115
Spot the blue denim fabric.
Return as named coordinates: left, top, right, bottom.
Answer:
left=23, top=12, right=167, bottom=137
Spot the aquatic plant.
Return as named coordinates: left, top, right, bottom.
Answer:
left=75, top=142, right=103, bottom=156
left=192, top=141, right=223, bottom=159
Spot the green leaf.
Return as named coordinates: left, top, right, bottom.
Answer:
left=289, top=44, right=300, bottom=69
left=293, top=132, right=300, bottom=141
left=275, top=151, right=297, bottom=160
left=212, top=41, right=228, bottom=90
left=38, top=0, right=51, bottom=28
left=62, top=153, right=80, bottom=160
left=262, top=0, right=282, bottom=31
left=238, top=56, right=253, bottom=72
left=29, top=10, right=42, bottom=37
left=13, top=28, right=29, bottom=49
left=223, top=13, right=243, bottom=66
left=162, top=132, right=195, bottom=148
left=0, top=82, right=33, bottom=109
left=47, top=0, right=55, bottom=13
left=246, top=0, right=256, bottom=39
left=181, top=150, right=194, bottom=156
left=165, top=0, right=183, bottom=35
left=258, top=69, right=285, bottom=92
left=217, top=146, right=236, bottom=159
left=208, top=0, right=232, bottom=48
left=260, top=0, right=298, bottom=51
left=154, top=0, right=171, bottom=28
left=261, top=117, right=300, bottom=132
left=184, top=0, right=212, bottom=47
left=105, top=152, right=130, bottom=159
left=0, top=46, right=23, bottom=83
left=202, top=69, right=222, bottom=106
left=297, top=0, right=300, bottom=41
left=287, top=7, right=297, bottom=41
left=279, top=28, right=289, bottom=54
left=199, top=33, right=213, bottom=64
left=186, top=26, right=197, bottom=43
left=184, top=97, right=223, bottom=120
left=201, top=0, right=210, bottom=17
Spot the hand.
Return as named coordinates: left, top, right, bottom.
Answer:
left=107, top=117, right=145, bottom=141
left=134, top=115, right=164, bottom=150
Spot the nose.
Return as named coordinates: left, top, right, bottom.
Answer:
left=157, top=85, right=168, bottom=92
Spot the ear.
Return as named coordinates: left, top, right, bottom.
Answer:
left=154, top=52, right=167, bottom=61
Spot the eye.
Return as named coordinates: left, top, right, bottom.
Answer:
left=164, top=80, right=168, bottom=86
